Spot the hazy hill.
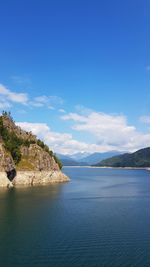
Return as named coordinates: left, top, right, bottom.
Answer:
left=56, top=153, right=88, bottom=166
left=70, top=152, right=90, bottom=161
left=80, top=151, right=122, bottom=165
left=58, top=151, right=122, bottom=166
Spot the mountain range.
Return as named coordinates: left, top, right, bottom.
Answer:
left=57, top=151, right=123, bottom=166
left=94, top=147, right=150, bottom=168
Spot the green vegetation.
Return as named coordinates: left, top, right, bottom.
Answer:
left=0, top=114, right=36, bottom=164
left=53, top=154, right=63, bottom=169
left=37, top=139, right=62, bottom=168
left=95, top=147, right=150, bottom=167
left=37, top=139, right=53, bottom=156
left=16, top=156, right=35, bottom=171
left=2, top=110, right=14, bottom=121
left=0, top=116, right=23, bottom=164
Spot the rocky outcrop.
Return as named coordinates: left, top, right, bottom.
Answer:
left=0, top=171, right=69, bottom=188
left=0, top=144, right=15, bottom=170
left=0, top=113, right=69, bottom=187
left=18, top=144, right=59, bottom=171
left=2, top=116, right=36, bottom=142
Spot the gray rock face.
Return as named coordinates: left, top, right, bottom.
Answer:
left=0, top=171, right=70, bottom=187
left=4, top=157, right=15, bottom=172
left=0, top=144, right=6, bottom=172
left=19, top=144, right=59, bottom=171
left=0, top=143, right=15, bottom=172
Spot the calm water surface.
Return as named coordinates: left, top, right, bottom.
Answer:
left=1, top=167, right=150, bottom=267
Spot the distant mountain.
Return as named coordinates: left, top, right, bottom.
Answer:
left=56, top=153, right=72, bottom=161
left=70, top=152, right=91, bottom=161
left=57, top=151, right=123, bottom=166
left=94, top=147, right=150, bottom=167
left=56, top=154, right=88, bottom=166
left=61, top=158, right=80, bottom=166
left=80, top=151, right=123, bottom=165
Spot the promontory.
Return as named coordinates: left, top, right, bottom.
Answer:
left=0, top=112, right=69, bottom=188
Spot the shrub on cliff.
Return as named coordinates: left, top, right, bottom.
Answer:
left=0, top=117, right=22, bottom=164
left=37, top=139, right=62, bottom=169
left=54, top=154, right=63, bottom=169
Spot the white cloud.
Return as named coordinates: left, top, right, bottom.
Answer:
left=58, top=109, right=66, bottom=113
left=31, top=95, right=63, bottom=108
left=140, top=115, right=150, bottom=124
left=0, top=84, right=63, bottom=110
left=2, top=82, right=150, bottom=154
left=16, top=109, right=150, bottom=155
left=16, top=122, right=107, bottom=154
left=0, top=84, right=28, bottom=104
left=16, top=115, right=150, bottom=155
left=61, top=111, right=150, bottom=152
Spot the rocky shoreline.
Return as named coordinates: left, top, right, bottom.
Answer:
left=0, top=170, right=70, bottom=188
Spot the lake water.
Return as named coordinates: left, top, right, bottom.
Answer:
left=1, top=167, right=150, bottom=267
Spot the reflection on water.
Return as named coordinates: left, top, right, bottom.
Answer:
left=0, top=167, right=150, bottom=267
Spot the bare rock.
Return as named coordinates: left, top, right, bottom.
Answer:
left=0, top=143, right=15, bottom=172
left=12, top=171, right=70, bottom=187
left=18, top=144, right=59, bottom=171
left=0, top=172, right=12, bottom=187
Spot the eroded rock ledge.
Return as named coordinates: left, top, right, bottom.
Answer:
left=0, top=171, right=70, bottom=188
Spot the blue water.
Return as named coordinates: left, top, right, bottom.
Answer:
left=1, top=167, right=150, bottom=267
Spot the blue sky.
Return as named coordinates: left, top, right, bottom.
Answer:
left=0, top=0, right=150, bottom=154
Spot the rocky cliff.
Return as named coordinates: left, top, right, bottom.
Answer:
left=0, top=112, right=69, bottom=187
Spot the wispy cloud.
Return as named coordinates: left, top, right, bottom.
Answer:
left=0, top=84, right=63, bottom=111
left=31, top=95, right=63, bottom=109
left=0, top=84, right=28, bottom=105
left=58, top=109, right=66, bottom=113
left=140, top=115, right=150, bottom=123
left=11, top=75, right=32, bottom=87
